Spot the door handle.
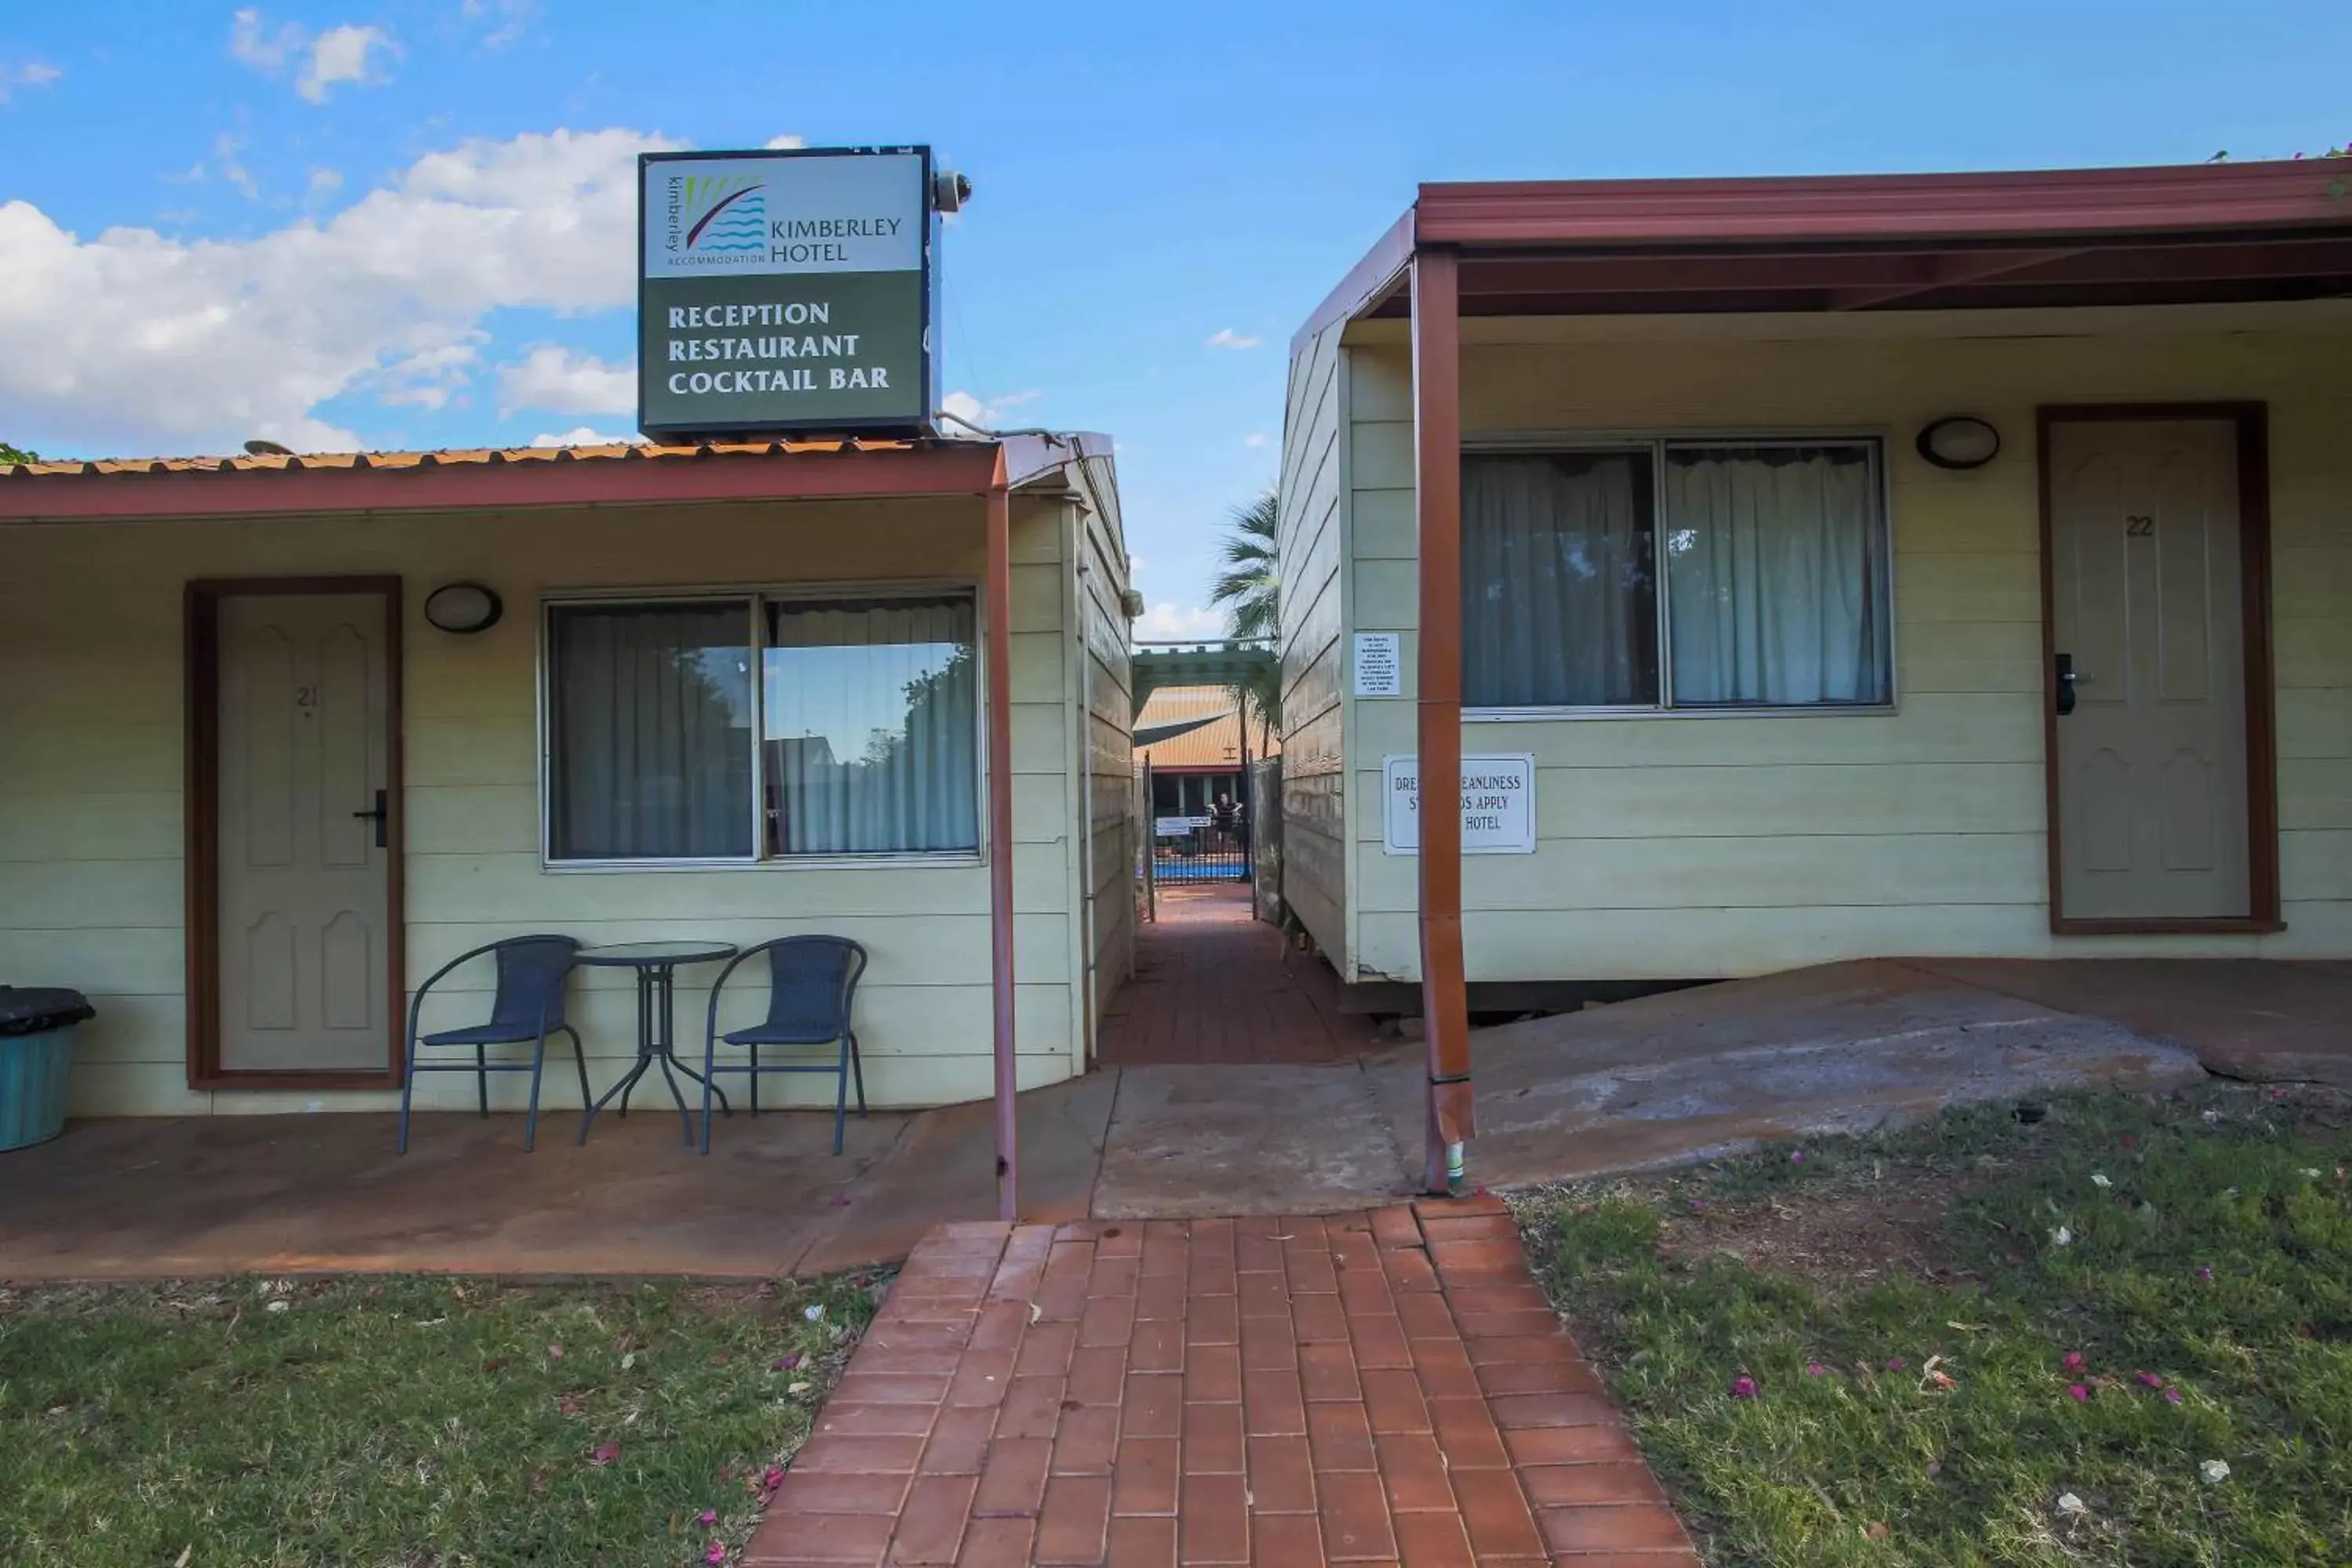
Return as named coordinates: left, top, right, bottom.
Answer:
left=351, top=789, right=388, bottom=848
left=2054, top=654, right=2078, bottom=717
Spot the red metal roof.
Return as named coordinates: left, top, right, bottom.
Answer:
left=1298, top=158, right=2352, bottom=347
left=1414, top=158, right=2350, bottom=247
left=0, top=434, right=1110, bottom=523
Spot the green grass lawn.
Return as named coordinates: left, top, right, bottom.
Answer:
left=1518, top=1085, right=2352, bottom=1567
left=0, top=1270, right=883, bottom=1567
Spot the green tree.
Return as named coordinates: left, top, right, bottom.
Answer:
left=0, top=441, right=38, bottom=466
left=1208, top=487, right=1281, bottom=752
left=1209, top=488, right=1279, bottom=641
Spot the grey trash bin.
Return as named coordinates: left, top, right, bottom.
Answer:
left=0, top=987, right=95, bottom=1151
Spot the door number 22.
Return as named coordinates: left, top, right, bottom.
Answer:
left=2125, top=515, right=2156, bottom=538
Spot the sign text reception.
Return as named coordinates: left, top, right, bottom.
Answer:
left=639, top=147, right=934, bottom=435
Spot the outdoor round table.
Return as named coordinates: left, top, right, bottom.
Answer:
left=574, top=941, right=739, bottom=1145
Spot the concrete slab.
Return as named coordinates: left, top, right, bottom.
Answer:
left=1362, top=960, right=2208, bottom=1189
left=1913, top=958, right=2352, bottom=1090
left=1091, top=1062, right=1416, bottom=1218
left=0, top=1106, right=913, bottom=1282
left=796, top=1069, right=1116, bottom=1274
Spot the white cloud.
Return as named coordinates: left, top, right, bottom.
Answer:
left=231, top=11, right=397, bottom=103
left=529, top=426, right=640, bottom=447
left=299, top=24, right=396, bottom=103
left=216, top=132, right=259, bottom=201
left=1134, top=602, right=1226, bottom=641
left=1205, top=328, right=1261, bottom=350
left=307, top=165, right=343, bottom=202
left=764, top=134, right=806, bottom=150
left=1243, top=431, right=1269, bottom=449
left=0, top=125, right=679, bottom=454
left=937, top=387, right=1043, bottom=434
left=0, top=60, right=62, bottom=100
left=230, top=8, right=304, bottom=72
left=498, top=344, right=634, bottom=416
left=462, top=0, right=537, bottom=49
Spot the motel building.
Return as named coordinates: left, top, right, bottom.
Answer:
left=0, top=147, right=1136, bottom=1215
left=1273, top=158, right=2352, bottom=1183
left=5, top=150, right=2351, bottom=1214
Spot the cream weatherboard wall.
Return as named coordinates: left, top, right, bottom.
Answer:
left=1308, top=305, right=2352, bottom=985
left=1074, top=463, right=1138, bottom=1055
left=0, top=487, right=1124, bottom=1116
left=1275, top=320, right=1350, bottom=958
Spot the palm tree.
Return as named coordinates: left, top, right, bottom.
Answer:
left=1210, top=488, right=1279, bottom=642
left=1208, top=488, right=1281, bottom=752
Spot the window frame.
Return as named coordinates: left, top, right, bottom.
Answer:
left=1457, top=430, right=1899, bottom=721
left=537, top=578, right=989, bottom=872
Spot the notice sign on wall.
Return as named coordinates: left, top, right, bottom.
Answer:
left=1352, top=632, right=1403, bottom=697
left=1381, top=753, right=1537, bottom=855
left=639, top=147, right=933, bottom=436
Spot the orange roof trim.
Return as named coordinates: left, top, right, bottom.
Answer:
left=0, top=437, right=906, bottom=479
left=0, top=434, right=1112, bottom=524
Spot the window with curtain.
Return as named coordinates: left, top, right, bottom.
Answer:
left=543, top=589, right=980, bottom=863
left=1461, top=439, right=1890, bottom=711
left=547, top=601, right=755, bottom=860
left=764, top=594, right=979, bottom=855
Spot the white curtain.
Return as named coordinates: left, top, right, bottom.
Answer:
left=1663, top=445, right=1889, bottom=706
left=1462, top=452, right=1657, bottom=707
left=549, top=603, right=755, bottom=858
left=764, top=596, right=978, bottom=855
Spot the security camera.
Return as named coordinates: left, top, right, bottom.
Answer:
left=933, top=170, right=971, bottom=213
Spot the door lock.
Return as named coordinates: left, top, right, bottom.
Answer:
left=2055, top=654, right=2078, bottom=717
left=351, top=789, right=389, bottom=848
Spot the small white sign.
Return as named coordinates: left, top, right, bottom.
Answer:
left=1352, top=632, right=1403, bottom=698
left=1154, top=815, right=1212, bottom=837
left=1381, top=753, right=1537, bottom=855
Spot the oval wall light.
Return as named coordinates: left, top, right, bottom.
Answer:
left=1916, top=415, right=2002, bottom=470
left=423, top=582, right=503, bottom=635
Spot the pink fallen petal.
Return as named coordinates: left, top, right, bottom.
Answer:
left=2195, top=1266, right=2214, bottom=1281
left=706, top=1544, right=727, bottom=1566
left=2137, top=1371, right=2165, bottom=1390
left=547, top=1344, right=564, bottom=1359
left=590, top=1442, right=620, bottom=1466
left=1730, top=1375, right=1759, bottom=1399
left=2068, top=1385, right=2091, bottom=1402
left=1885, top=1358, right=1906, bottom=1373
left=701, top=1510, right=718, bottom=1525
left=2165, top=1388, right=2184, bottom=1405
left=764, top=1466, right=786, bottom=1490
left=2063, top=1352, right=2087, bottom=1371
left=1806, top=1362, right=1830, bottom=1377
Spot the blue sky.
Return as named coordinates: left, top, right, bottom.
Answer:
left=0, top=2, right=2343, bottom=631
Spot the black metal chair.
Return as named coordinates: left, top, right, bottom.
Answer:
left=700, top=936, right=868, bottom=1155
left=398, top=935, right=584, bottom=1155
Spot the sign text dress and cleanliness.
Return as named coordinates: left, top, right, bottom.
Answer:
left=638, top=147, right=935, bottom=435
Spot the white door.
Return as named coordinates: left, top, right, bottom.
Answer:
left=2048, top=419, right=2250, bottom=921
left=216, top=592, right=394, bottom=1073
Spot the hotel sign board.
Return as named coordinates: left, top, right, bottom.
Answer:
left=638, top=146, right=935, bottom=437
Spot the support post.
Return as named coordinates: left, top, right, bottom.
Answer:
left=1410, top=246, right=1473, bottom=1196
left=985, top=455, right=1021, bottom=1221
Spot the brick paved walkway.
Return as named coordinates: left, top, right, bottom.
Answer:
left=745, top=1197, right=1697, bottom=1566
left=1098, top=886, right=1379, bottom=1067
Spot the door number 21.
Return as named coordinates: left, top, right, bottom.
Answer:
left=2125, top=515, right=2156, bottom=538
